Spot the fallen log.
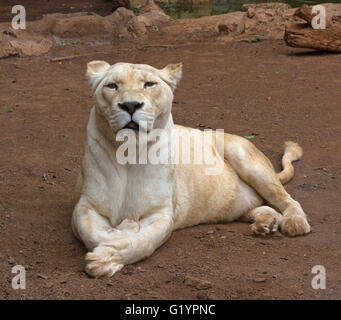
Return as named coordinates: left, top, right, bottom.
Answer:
left=284, top=22, right=341, bottom=53
left=285, top=4, right=341, bottom=53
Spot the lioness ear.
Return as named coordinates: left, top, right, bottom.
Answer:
left=87, top=60, right=110, bottom=77
left=86, top=60, right=111, bottom=89
left=161, top=62, right=183, bottom=90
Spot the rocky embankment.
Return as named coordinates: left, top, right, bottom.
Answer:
left=1, top=1, right=340, bottom=58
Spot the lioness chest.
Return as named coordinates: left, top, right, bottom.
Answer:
left=83, top=146, right=173, bottom=226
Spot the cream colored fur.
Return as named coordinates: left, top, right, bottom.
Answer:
left=72, top=61, right=311, bottom=277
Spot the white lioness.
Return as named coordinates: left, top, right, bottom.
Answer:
left=72, top=61, right=311, bottom=277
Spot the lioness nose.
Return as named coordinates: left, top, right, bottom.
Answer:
left=118, top=101, right=144, bottom=115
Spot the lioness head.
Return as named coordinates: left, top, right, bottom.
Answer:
left=86, top=61, right=182, bottom=133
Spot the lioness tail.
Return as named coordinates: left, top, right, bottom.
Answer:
left=277, top=141, right=303, bottom=185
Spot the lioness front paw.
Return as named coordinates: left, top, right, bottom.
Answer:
left=280, top=215, right=311, bottom=237
left=85, top=241, right=132, bottom=277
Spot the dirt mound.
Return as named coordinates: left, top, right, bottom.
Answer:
left=0, top=11, right=112, bottom=58
left=0, top=27, right=52, bottom=58
left=31, top=12, right=112, bottom=38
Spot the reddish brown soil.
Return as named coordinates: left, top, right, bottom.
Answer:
left=1, top=5, right=341, bottom=300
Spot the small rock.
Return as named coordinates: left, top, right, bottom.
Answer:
left=196, top=292, right=214, bottom=300
left=37, top=273, right=49, bottom=280
left=8, top=256, right=15, bottom=265
left=247, top=8, right=256, bottom=18
left=297, top=289, right=304, bottom=295
left=43, top=282, right=54, bottom=289
left=253, top=277, right=267, bottom=283
left=184, top=275, right=212, bottom=290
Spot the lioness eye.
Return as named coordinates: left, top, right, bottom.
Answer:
left=106, top=83, right=118, bottom=90
left=144, top=81, right=156, bottom=89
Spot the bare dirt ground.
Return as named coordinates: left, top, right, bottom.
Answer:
left=0, top=3, right=341, bottom=301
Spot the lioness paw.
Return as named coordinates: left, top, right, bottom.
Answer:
left=280, top=215, right=311, bottom=237
left=85, top=246, right=126, bottom=278
left=251, top=212, right=279, bottom=236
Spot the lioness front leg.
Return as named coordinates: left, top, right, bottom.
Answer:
left=73, top=200, right=173, bottom=277
left=86, top=210, right=173, bottom=277
left=72, top=198, right=127, bottom=276
left=225, top=137, right=311, bottom=236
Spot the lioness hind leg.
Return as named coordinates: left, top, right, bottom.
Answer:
left=240, top=206, right=283, bottom=236
left=224, top=135, right=311, bottom=237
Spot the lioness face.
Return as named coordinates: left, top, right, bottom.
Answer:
left=87, top=61, right=182, bottom=133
